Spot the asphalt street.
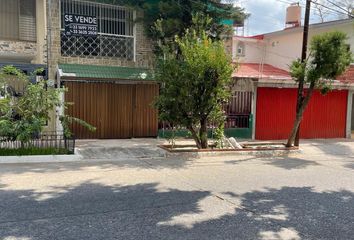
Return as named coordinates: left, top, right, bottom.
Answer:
left=0, top=139, right=353, bottom=240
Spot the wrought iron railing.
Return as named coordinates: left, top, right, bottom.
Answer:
left=159, top=114, right=251, bottom=130
left=0, top=132, right=75, bottom=153
left=225, top=114, right=250, bottom=129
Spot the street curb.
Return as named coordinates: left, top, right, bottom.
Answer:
left=0, top=153, right=83, bottom=164
left=165, top=148, right=302, bottom=158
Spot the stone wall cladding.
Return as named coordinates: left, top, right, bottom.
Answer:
left=0, top=40, right=37, bottom=58
left=47, top=0, right=155, bottom=81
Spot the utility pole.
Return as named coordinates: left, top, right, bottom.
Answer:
left=294, top=0, right=311, bottom=146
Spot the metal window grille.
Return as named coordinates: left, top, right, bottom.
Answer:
left=60, top=0, right=134, bottom=60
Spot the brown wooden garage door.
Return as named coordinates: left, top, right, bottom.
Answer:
left=64, top=81, right=159, bottom=139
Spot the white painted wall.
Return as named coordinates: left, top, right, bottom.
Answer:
left=264, top=31, right=302, bottom=70
left=233, top=20, right=354, bottom=71
left=233, top=39, right=266, bottom=64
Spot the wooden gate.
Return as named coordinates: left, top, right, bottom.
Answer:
left=64, top=81, right=158, bottom=139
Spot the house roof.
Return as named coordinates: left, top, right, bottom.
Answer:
left=262, top=18, right=354, bottom=38
left=337, top=65, right=354, bottom=84
left=237, top=19, right=353, bottom=40
left=232, top=63, right=291, bottom=80
left=233, top=35, right=264, bottom=41
left=58, top=64, right=155, bottom=81
left=233, top=63, right=354, bottom=86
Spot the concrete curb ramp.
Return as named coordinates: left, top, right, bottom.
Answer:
left=76, top=146, right=167, bottom=160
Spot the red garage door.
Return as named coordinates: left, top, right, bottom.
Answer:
left=256, top=88, right=348, bottom=140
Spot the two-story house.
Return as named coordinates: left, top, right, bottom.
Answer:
left=232, top=5, right=354, bottom=140
left=48, top=0, right=157, bottom=139
left=1, top=0, right=158, bottom=139
left=0, top=0, right=47, bottom=79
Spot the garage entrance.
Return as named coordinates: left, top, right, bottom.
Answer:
left=64, top=81, right=159, bottom=139
left=256, top=87, right=348, bottom=140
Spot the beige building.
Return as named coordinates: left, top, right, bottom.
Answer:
left=1, top=0, right=157, bottom=138
left=47, top=0, right=154, bottom=81
left=47, top=0, right=157, bottom=138
left=0, top=0, right=47, bottom=68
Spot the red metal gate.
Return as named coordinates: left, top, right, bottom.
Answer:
left=256, top=87, right=348, bottom=140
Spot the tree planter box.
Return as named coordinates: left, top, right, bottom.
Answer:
left=159, top=143, right=299, bottom=157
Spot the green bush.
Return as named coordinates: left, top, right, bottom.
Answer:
left=0, top=147, right=72, bottom=156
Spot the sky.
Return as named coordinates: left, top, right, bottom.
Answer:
left=235, top=0, right=343, bottom=36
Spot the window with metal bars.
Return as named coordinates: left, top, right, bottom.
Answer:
left=0, top=0, right=36, bottom=42
left=60, top=0, right=135, bottom=60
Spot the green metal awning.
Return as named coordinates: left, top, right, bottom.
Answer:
left=58, top=64, right=155, bottom=81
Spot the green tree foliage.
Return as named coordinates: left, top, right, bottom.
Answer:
left=155, top=26, right=233, bottom=149
left=120, top=0, right=248, bottom=55
left=286, top=31, right=352, bottom=147
left=0, top=66, right=95, bottom=144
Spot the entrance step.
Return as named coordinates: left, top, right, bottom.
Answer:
left=75, top=139, right=167, bottom=160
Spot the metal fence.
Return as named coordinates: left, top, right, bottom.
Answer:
left=0, top=132, right=75, bottom=153
left=159, top=113, right=250, bottom=131
left=225, top=114, right=250, bottom=128
left=159, top=91, right=252, bottom=130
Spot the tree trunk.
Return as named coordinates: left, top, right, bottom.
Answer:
left=187, top=126, right=202, bottom=149
left=286, top=85, right=315, bottom=147
left=199, top=118, right=208, bottom=149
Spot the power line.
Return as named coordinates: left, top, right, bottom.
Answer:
left=310, top=0, right=354, bottom=17
left=274, top=0, right=352, bottom=18
left=326, top=0, right=354, bottom=17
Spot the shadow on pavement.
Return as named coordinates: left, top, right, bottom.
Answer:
left=225, top=156, right=320, bottom=170
left=0, top=182, right=353, bottom=239
left=305, top=140, right=354, bottom=157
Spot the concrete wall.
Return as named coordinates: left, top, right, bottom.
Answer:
left=264, top=21, right=354, bottom=70
left=263, top=32, right=303, bottom=70
left=35, top=0, right=47, bottom=64
left=349, top=92, right=354, bottom=132
left=232, top=38, right=265, bottom=64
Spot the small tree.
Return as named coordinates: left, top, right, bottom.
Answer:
left=286, top=31, right=352, bottom=147
left=155, top=28, right=233, bottom=149
left=120, top=0, right=248, bottom=56
left=0, top=66, right=95, bottom=144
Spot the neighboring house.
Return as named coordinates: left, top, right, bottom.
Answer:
left=47, top=0, right=157, bottom=139
left=1, top=0, right=157, bottom=139
left=232, top=17, right=354, bottom=140
left=0, top=0, right=47, bottom=79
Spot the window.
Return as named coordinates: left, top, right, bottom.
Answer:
left=236, top=42, right=245, bottom=56
left=60, top=0, right=134, bottom=60
left=0, top=0, right=36, bottom=42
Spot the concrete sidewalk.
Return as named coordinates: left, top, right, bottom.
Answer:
left=76, top=138, right=167, bottom=160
